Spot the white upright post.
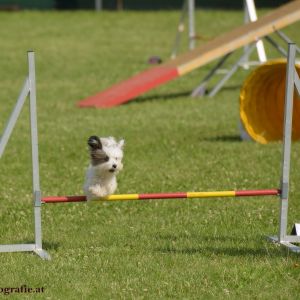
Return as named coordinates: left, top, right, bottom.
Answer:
left=244, top=0, right=267, bottom=63
left=95, top=0, right=102, bottom=11
left=188, top=0, right=196, bottom=50
left=278, top=44, right=295, bottom=242
left=28, top=51, right=50, bottom=260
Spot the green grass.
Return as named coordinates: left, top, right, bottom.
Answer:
left=0, top=8, right=300, bottom=299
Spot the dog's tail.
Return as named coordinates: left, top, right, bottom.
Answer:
left=88, top=136, right=102, bottom=150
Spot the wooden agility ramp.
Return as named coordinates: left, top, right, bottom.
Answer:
left=78, top=1, right=300, bottom=108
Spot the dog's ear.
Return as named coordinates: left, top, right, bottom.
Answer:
left=118, top=139, right=125, bottom=149
left=88, top=136, right=102, bottom=150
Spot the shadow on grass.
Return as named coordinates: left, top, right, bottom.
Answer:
left=125, top=90, right=192, bottom=106
left=202, top=135, right=242, bottom=142
left=155, top=246, right=282, bottom=257
left=123, top=84, right=242, bottom=106
left=154, top=234, right=283, bottom=257
left=42, top=241, right=60, bottom=251
left=155, top=233, right=245, bottom=242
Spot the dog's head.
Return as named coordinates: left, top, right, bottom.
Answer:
left=88, top=135, right=124, bottom=174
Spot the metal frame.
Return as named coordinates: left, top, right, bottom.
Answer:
left=0, top=51, right=50, bottom=260
left=171, top=0, right=196, bottom=59
left=171, top=0, right=265, bottom=64
left=95, top=0, right=102, bottom=11
left=208, top=43, right=257, bottom=98
left=268, top=43, right=300, bottom=253
left=192, top=29, right=297, bottom=98
left=191, top=42, right=257, bottom=97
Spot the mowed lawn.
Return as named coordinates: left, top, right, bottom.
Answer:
left=0, top=7, right=300, bottom=299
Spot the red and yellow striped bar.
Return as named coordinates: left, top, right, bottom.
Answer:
left=42, top=189, right=280, bottom=204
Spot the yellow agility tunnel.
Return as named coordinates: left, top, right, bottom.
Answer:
left=240, top=60, right=300, bottom=144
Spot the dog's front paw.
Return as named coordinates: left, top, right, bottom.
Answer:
left=88, top=185, right=108, bottom=198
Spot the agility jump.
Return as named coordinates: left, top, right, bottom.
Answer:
left=0, top=44, right=300, bottom=260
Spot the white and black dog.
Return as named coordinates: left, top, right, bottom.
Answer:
left=84, top=136, right=124, bottom=200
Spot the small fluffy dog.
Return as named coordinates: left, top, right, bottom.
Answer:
left=84, top=135, right=124, bottom=200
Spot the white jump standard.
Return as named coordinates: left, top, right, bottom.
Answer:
left=0, top=52, right=50, bottom=260
left=267, top=43, right=300, bottom=252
